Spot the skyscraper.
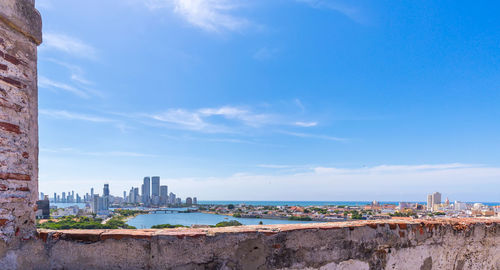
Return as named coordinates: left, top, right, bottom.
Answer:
left=427, top=192, right=442, bottom=212
left=160, top=185, right=168, bottom=206
left=103, top=184, right=110, bottom=210
left=142, top=177, right=150, bottom=205
left=134, top=188, right=139, bottom=203
left=90, top=187, right=94, bottom=198
left=152, top=176, right=160, bottom=197
left=151, top=176, right=160, bottom=205
left=103, top=184, right=110, bottom=197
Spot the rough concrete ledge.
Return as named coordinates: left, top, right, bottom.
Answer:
left=6, top=218, right=495, bottom=269
left=0, top=0, right=42, bottom=45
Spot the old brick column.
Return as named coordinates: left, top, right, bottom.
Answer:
left=0, top=0, right=42, bottom=246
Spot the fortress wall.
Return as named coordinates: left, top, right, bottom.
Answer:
left=3, top=219, right=500, bottom=269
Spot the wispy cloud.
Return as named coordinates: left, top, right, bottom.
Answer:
left=297, top=0, right=366, bottom=24
left=294, top=121, right=317, bottom=127
left=39, top=109, right=112, bottom=123
left=46, top=59, right=93, bottom=85
left=149, top=106, right=274, bottom=132
left=281, top=131, right=347, bottom=142
left=41, top=147, right=157, bottom=158
left=198, top=106, right=274, bottom=127
left=38, top=76, right=89, bottom=98
left=145, top=0, right=250, bottom=32
left=151, top=109, right=208, bottom=131
left=41, top=33, right=97, bottom=59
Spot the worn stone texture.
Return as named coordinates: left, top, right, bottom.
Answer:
left=1, top=219, right=500, bottom=269
left=0, top=0, right=40, bottom=249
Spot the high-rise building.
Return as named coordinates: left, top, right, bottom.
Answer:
left=142, top=177, right=151, bottom=205
left=62, top=192, right=66, bottom=203
left=193, top=197, right=197, bottom=205
left=134, top=188, right=139, bottom=203
left=123, top=191, right=127, bottom=200
left=53, top=193, right=57, bottom=203
left=152, top=176, right=160, bottom=197
left=160, top=185, right=168, bottom=206
left=169, top=192, right=176, bottom=205
left=432, top=192, right=442, bottom=209
left=427, top=194, right=433, bottom=211
left=186, top=197, right=193, bottom=206
left=103, top=184, right=110, bottom=197
left=90, top=187, right=94, bottom=198
left=36, top=199, right=50, bottom=219
left=92, top=195, right=100, bottom=213
left=427, top=192, right=442, bottom=212
left=102, top=184, right=110, bottom=210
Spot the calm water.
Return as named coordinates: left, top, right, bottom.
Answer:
left=126, top=212, right=318, bottom=229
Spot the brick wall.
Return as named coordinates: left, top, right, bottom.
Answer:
left=0, top=0, right=41, bottom=245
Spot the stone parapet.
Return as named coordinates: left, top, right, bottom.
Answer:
left=2, top=218, right=500, bottom=269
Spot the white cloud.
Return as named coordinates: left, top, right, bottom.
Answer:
left=281, top=131, right=346, bottom=142
left=40, top=148, right=157, bottom=158
left=39, top=109, right=112, bottom=123
left=145, top=0, right=250, bottom=32
left=41, top=33, right=97, bottom=59
left=150, top=163, right=500, bottom=201
left=45, top=59, right=93, bottom=85
left=38, top=76, right=89, bottom=98
left=151, top=109, right=207, bottom=130
left=294, top=121, right=318, bottom=127
left=297, top=0, right=366, bottom=24
left=199, top=106, right=273, bottom=127
left=149, top=106, right=275, bottom=132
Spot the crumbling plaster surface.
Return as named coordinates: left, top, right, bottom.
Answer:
left=1, top=219, right=500, bottom=270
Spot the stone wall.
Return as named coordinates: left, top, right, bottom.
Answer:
left=1, top=219, right=500, bottom=269
left=0, top=0, right=42, bottom=247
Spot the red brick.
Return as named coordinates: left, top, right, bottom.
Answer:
left=0, top=76, right=24, bottom=88
left=0, top=97, right=23, bottom=112
left=0, top=121, right=21, bottom=134
left=0, top=172, right=31, bottom=181
left=0, top=219, right=8, bottom=226
left=3, top=53, right=21, bottom=65
left=16, top=187, right=30, bottom=192
left=22, top=152, right=29, bottom=159
left=0, top=63, right=7, bottom=71
left=0, top=184, right=7, bottom=191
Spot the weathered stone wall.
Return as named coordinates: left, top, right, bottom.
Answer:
left=2, top=219, right=500, bottom=269
left=0, top=0, right=41, bottom=247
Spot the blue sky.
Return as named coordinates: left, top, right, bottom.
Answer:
left=36, top=0, right=500, bottom=201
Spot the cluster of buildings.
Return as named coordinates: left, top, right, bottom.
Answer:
left=44, top=176, right=198, bottom=216
left=125, top=176, right=197, bottom=207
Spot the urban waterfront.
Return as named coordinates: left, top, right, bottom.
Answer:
left=126, top=212, right=318, bottom=228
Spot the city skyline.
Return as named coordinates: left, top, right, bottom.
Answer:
left=36, top=0, right=500, bottom=201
